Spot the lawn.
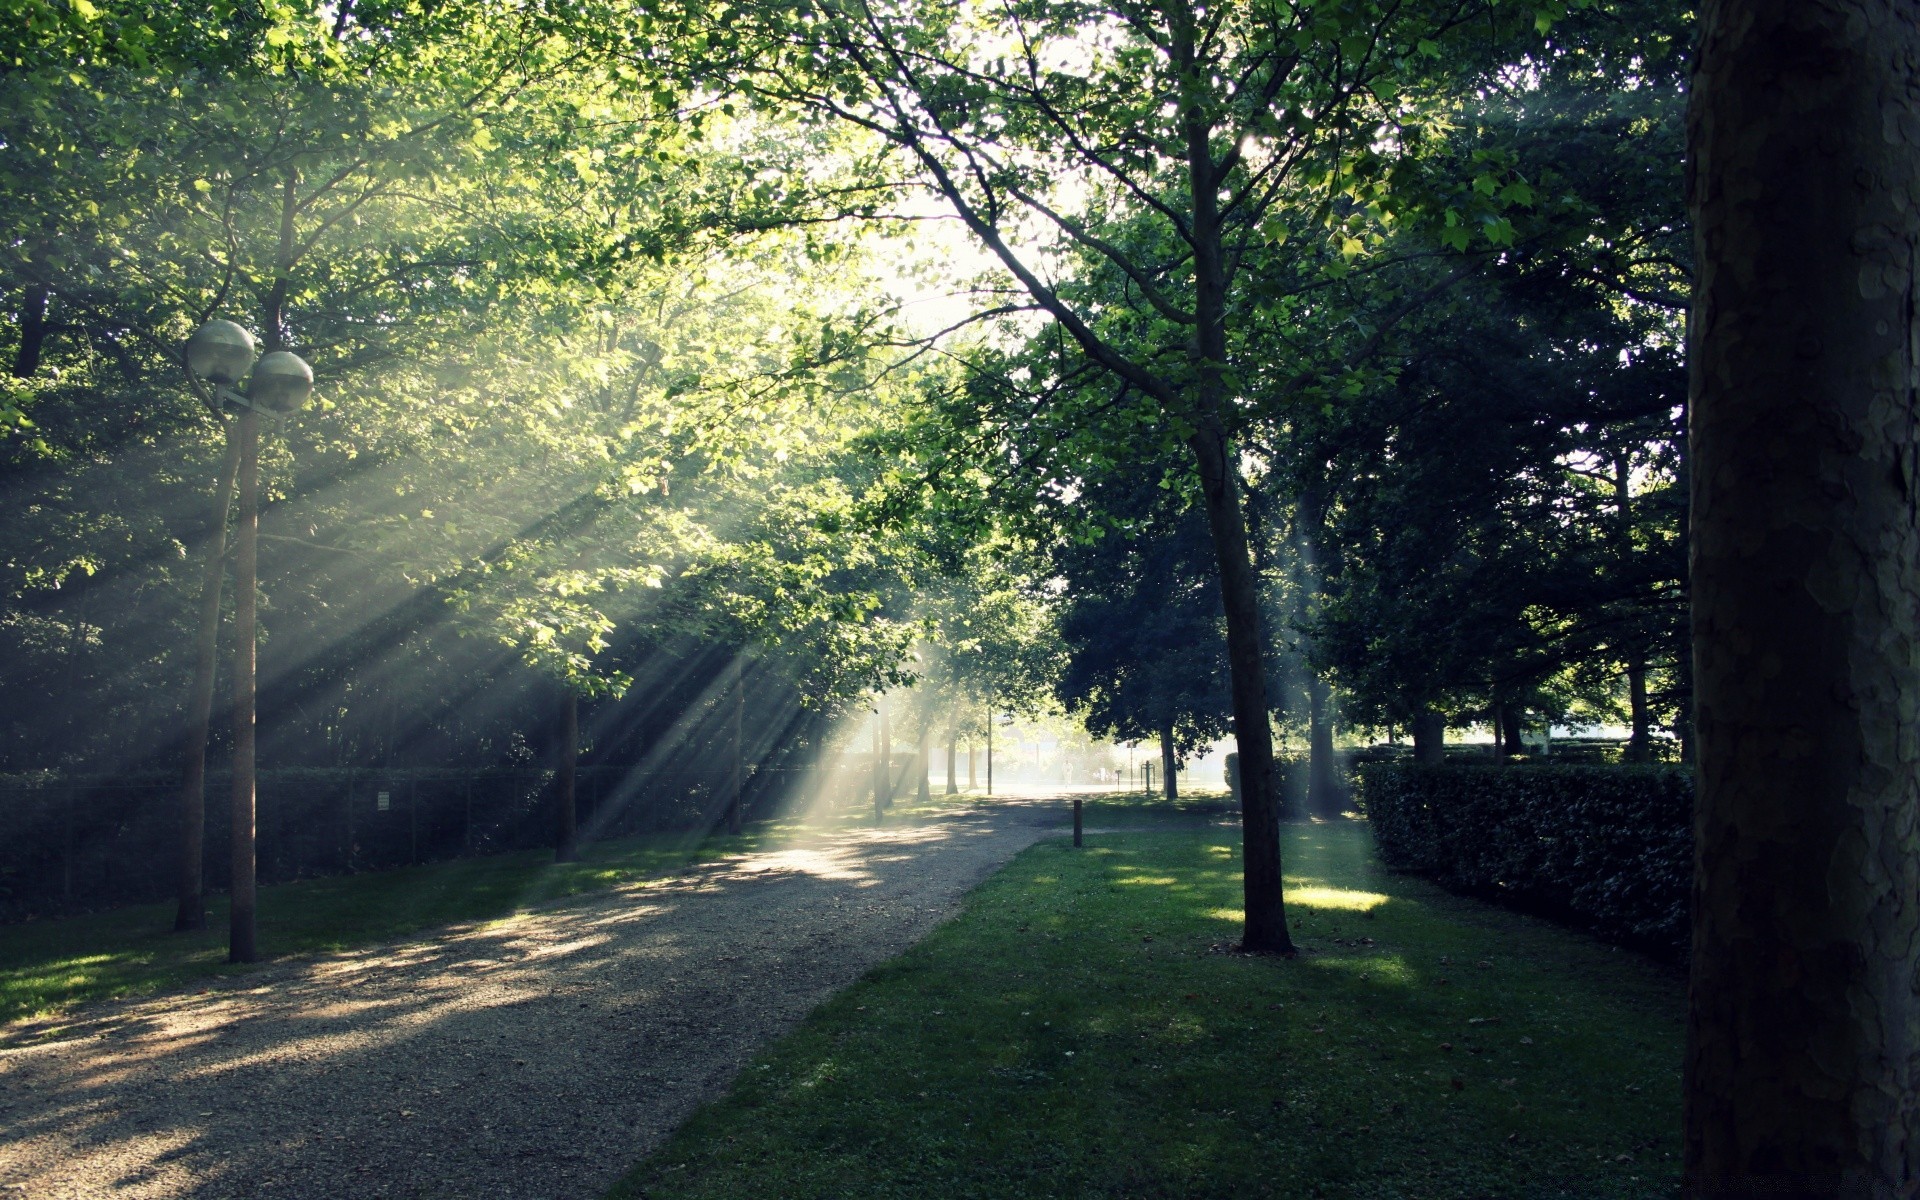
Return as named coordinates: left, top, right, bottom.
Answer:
left=609, top=819, right=1683, bottom=1199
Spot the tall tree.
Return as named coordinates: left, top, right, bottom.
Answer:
left=670, top=0, right=1568, bottom=952
left=1683, top=1, right=1920, bottom=1191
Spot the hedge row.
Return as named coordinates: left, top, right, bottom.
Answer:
left=1355, top=763, right=1693, bottom=960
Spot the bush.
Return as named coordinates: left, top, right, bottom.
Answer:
left=1355, top=762, right=1692, bottom=960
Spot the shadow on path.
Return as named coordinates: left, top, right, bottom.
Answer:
left=0, top=798, right=1065, bottom=1200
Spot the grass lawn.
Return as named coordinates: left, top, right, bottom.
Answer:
left=609, top=819, right=1682, bottom=1200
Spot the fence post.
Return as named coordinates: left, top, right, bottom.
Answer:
left=409, top=776, right=418, bottom=864
left=344, top=772, right=355, bottom=874
left=463, top=778, right=473, bottom=856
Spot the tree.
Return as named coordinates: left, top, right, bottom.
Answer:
left=1682, top=2, right=1920, bottom=1191
left=668, top=0, right=1579, bottom=951
left=1052, top=481, right=1231, bottom=805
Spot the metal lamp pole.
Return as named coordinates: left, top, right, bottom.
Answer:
left=185, top=320, right=313, bottom=964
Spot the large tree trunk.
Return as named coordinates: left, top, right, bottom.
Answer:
left=1169, top=4, right=1291, bottom=954
left=227, top=409, right=260, bottom=964
left=555, top=687, right=579, bottom=861
left=1684, top=3, right=1920, bottom=1191
left=1159, top=718, right=1178, bottom=803
left=1412, top=709, right=1445, bottom=765
left=1499, top=706, right=1522, bottom=763
left=174, top=427, right=241, bottom=932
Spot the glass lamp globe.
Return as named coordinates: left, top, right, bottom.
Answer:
left=186, top=319, right=257, bottom=386
left=250, top=351, right=314, bottom=414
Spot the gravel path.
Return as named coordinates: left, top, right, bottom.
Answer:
left=0, top=797, right=1066, bottom=1200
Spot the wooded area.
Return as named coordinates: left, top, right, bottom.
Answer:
left=2, top=0, right=1913, bottom=1193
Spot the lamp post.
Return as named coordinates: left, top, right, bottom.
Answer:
left=185, top=319, right=313, bottom=964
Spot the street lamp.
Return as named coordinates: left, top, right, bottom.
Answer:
left=185, top=318, right=313, bottom=964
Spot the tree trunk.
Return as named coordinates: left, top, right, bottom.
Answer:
left=916, top=709, right=931, bottom=805
left=945, top=716, right=958, bottom=795
left=728, top=655, right=744, bottom=835
left=13, top=283, right=48, bottom=378
left=1684, top=3, right=1920, bottom=1191
left=556, top=687, right=579, bottom=861
left=968, top=736, right=977, bottom=790
left=1412, top=709, right=1445, bottom=765
left=873, top=697, right=890, bottom=816
left=227, top=409, right=260, bottom=964
left=174, top=426, right=241, bottom=932
left=1190, top=417, right=1290, bottom=952
left=985, top=702, right=993, bottom=796
left=1625, top=657, right=1652, bottom=763
left=1166, top=6, right=1290, bottom=953
left=1500, top=706, right=1522, bottom=763
left=1159, top=718, right=1178, bottom=804
left=1308, top=674, right=1340, bottom=816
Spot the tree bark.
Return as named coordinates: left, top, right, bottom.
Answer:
left=13, top=283, right=48, bottom=378
left=556, top=687, right=579, bottom=861
left=1159, top=718, right=1178, bottom=804
left=227, top=409, right=260, bottom=964
left=945, top=715, right=958, bottom=795
left=1412, top=709, right=1445, bottom=765
left=1499, top=706, right=1522, bottom=763
left=916, top=715, right=931, bottom=805
left=1684, top=3, right=1920, bottom=1192
left=1626, top=657, right=1652, bottom=763
left=174, top=426, right=241, bottom=932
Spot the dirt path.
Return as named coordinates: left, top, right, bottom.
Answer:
left=0, top=798, right=1065, bottom=1200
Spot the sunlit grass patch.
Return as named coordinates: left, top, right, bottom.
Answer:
left=609, top=823, right=1683, bottom=1200
left=0, top=824, right=773, bottom=1029
left=1290, top=884, right=1390, bottom=912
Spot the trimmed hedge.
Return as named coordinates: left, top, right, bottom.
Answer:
left=1356, top=762, right=1693, bottom=960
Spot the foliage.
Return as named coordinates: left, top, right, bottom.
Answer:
left=1271, top=0, right=1693, bottom=740
left=609, top=822, right=1682, bottom=1199
left=1052, top=480, right=1231, bottom=759
left=1357, top=762, right=1691, bottom=958
left=0, top=7, right=959, bottom=788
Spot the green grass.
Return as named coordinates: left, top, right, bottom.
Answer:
left=609, top=821, right=1682, bottom=1199
left=0, top=795, right=981, bottom=1033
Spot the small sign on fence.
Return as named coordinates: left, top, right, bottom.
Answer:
left=377, top=790, right=391, bottom=812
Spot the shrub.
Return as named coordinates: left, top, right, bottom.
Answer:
left=1355, top=763, right=1692, bottom=960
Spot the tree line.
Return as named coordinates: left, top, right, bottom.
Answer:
left=5, top=0, right=1914, bottom=1188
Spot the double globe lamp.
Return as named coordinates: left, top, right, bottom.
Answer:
left=182, top=318, right=312, bottom=963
